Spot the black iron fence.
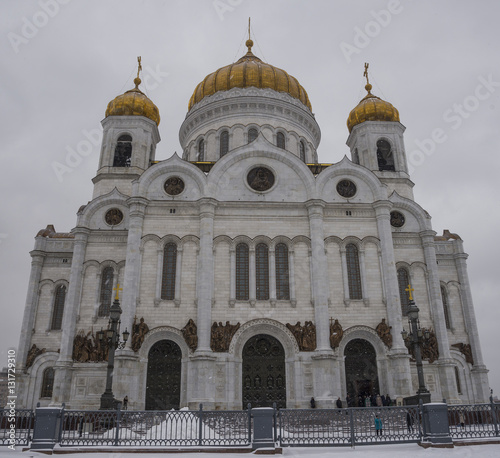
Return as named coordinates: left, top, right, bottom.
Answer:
left=1, top=401, right=499, bottom=449
left=59, top=405, right=252, bottom=447
left=0, top=408, right=35, bottom=447
left=278, top=406, right=422, bottom=447
left=448, top=403, right=500, bottom=440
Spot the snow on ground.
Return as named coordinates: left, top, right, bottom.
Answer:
left=1, top=443, right=500, bottom=458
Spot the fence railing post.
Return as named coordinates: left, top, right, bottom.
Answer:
left=421, top=401, right=453, bottom=446
left=349, top=408, right=355, bottom=447
left=114, top=402, right=121, bottom=446
left=198, top=403, right=203, bottom=447
left=251, top=407, right=275, bottom=450
left=490, top=393, right=499, bottom=437
left=247, top=403, right=252, bottom=445
left=273, top=403, right=277, bottom=444
left=31, top=406, right=64, bottom=450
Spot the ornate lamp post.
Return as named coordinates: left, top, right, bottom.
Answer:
left=99, top=284, right=130, bottom=410
left=401, top=285, right=431, bottom=404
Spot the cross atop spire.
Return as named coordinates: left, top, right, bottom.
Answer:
left=134, top=57, right=142, bottom=88
left=363, top=62, right=370, bottom=86
left=246, top=17, right=254, bottom=53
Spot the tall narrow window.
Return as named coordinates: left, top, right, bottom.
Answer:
left=277, top=132, right=285, bottom=149
left=454, top=366, right=462, bottom=395
left=299, top=141, right=306, bottom=162
left=198, top=139, right=205, bottom=161
left=161, top=243, right=177, bottom=300
left=220, top=130, right=229, bottom=157
left=50, top=284, right=66, bottom=330
left=275, top=243, right=290, bottom=300
left=236, top=243, right=249, bottom=300
left=40, top=367, right=54, bottom=398
left=248, top=128, right=258, bottom=143
left=346, top=244, right=362, bottom=300
left=256, top=243, right=269, bottom=300
left=441, top=285, right=451, bottom=329
left=376, top=139, right=395, bottom=171
left=98, top=267, right=114, bottom=317
left=397, top=268, right=410, bottom=316
left=113, top=134, right=132, bottom=167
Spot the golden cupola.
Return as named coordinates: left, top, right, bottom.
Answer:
left=188, top=38, right=312, bottom=112
left=105, top=60, right=160, bottom=126
left=347, top=81, right=399, bottom=133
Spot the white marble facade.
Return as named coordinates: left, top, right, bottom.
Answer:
left=16, top=55, right=489, bottom=411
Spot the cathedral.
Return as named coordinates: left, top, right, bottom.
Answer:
left=16, top=35, right=489, bottom=411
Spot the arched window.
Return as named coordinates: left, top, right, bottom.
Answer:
left=197, top=139, right=205, bottom=161
left=346, top=244, right=362, bottom=300
left=113, top=134, right=132, bottom=167
left=98, top=267, right=114, bottom=317
left=236, top=243, right=249, bottom=300
left=40, top=367, right=54, bottom=398
left=454, top=366, right=462, bottom=395
left=220, top=130, right=229, bottom=157
left=397, top=268, right=410, bottom=316
left=441, top=285, right=451, bottom=329
left=50, top=284, right=66, bottom=330
left=277, top=132, right=285, bottom=149
left=161, top=243, right=177, bottom=300
left=299, top=141, right=306, bottom=162
left=248, top=128, right=258, bottom=143
left=256, top=243, right=269, bottom=300
left=275, top=243, right=290, bottom=300
left=376, top=139, right=395, bottom=171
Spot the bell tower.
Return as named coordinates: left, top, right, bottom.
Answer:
left=346, top=64, right=414, bottom=200
left=92, top=57, right=161, bottom=199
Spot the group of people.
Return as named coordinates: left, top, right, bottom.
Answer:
left=350, top=393, right=392, bottom=408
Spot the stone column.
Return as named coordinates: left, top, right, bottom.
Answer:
left=120, top=197, right=149, bottom=344
left=17, top=241, right=46, bottom=371
left=420, top=230, right=458, bottom=402
left=453, top=242, right=489, bottom=402
left=340, top=247, right=350, bottom=305
left=189, top=198, right=217, bottom=409
left=306, top=200, right=335, bottom=408
left=52, top=227, right=90, bottom=406
left=269, top=248, right=276, bottom=306
left=373, top=201, right=411, bottom=397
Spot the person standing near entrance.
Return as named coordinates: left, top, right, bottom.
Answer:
left=375, top=414, right=383, bottom=436
left=336, top=397, right=342, bottom=409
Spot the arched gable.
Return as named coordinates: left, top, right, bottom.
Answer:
left=76, top=187, right=129, bottom=229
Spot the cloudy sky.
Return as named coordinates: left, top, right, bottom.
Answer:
left=1, top=0, right=499, bottom=398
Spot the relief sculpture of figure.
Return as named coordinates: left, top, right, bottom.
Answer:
left=26, top=344, right=46, bottom=368
left=329, top=319, right=343, bottom=349
left=451, top=343, right=474, bottom=365
left=181, top=318, right=198, bottom=351
left=286, top=321, right=316, bottom=351
left=211, top=321, right=241, bottom=352
left=376, top=318, right=393, bottom=349
left=131, top=317, right=149, bottom=352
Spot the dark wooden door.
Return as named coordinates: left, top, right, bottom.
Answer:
left=242, top=334, right=286, bottom=409
left=146, top=340, right=181, bottom=410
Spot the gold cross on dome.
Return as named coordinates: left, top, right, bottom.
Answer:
left=363, top=62, right=370, bottom=85
left=405, top=284, right=414, bottom=301
left=114, top=283, right=123, bottom=301
left=136, top=56, right=142, bottom=79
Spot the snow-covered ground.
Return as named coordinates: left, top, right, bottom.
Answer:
left=1, top=443, right=500, bottom=458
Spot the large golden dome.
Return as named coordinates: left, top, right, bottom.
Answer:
left=188, top=40, right=312, bottom=111
left=105, top=77, right=160, bottom=126
left=347, top=84, right=399, bottom=133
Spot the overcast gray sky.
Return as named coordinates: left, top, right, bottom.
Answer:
left=1, top=0, right=499, bottom=399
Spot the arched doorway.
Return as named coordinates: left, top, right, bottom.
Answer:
left=145, top=340, right=181, bottom=410
left=242, top=334, right=286, bottom=409
left=344, top=339, right=380, bottom=407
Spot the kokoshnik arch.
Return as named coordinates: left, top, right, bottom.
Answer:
left=16, top=34, right=489, bottom=410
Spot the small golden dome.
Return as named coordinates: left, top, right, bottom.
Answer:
left=347, top=84, right=399, bottom=133
left=105, top=77, right=160, bottom=126
left=188, top=42, right=312, bottom=111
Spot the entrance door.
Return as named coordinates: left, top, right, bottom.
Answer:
left=145, top=340, right=181, bottom=410
left=242, top=334, right=286, bottom=409
left=344, top=339, right=380, bottom=407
